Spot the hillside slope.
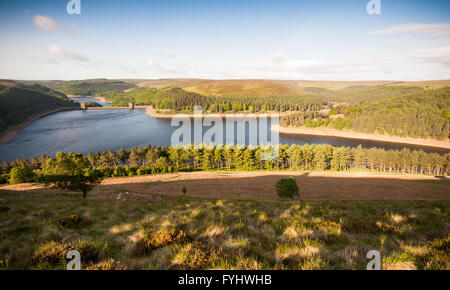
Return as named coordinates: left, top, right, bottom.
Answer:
left=282, top=87, right=450, bottom=140
left=0, top=81, right=79, bottom=131
left=38, top=79, right=135, bottom=96
left=137, top=78, right=450, bottom=99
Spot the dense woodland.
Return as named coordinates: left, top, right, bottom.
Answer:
left=281, top=88, right=450, bottom=140
left=1, top=144, right=449, bottom=184
left=0, top=82, right=78, bottom=131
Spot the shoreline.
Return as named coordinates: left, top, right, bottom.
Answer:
left=1, top=105, right=448, bottom=152
left=278, top=127, right=450, bottom=150
left=144, top=105, right=287, bottom=119
left=0, top=107, right=79, bottom=148
left=147, top=107, right=450, bottom=150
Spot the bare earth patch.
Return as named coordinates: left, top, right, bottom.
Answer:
left=3, top=172, right=448, bottom=200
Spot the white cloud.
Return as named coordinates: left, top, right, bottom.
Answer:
left=411, top=46, right=450, bottom=66
left=48, top=45, right=90, bottom=62
left=370, top=23, right=450, bottom=38
left=33, top=15, right=57, bottom=33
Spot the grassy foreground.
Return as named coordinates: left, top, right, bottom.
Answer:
left=0, top=189, right=448, bottom=270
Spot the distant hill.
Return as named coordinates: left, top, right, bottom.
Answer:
left=137, top=79, right=309, bottom=97
left=37, top=79, right=135, bottom=96
left=136, top=79, right=450, bottom=97
left=0, top=81, right=78, bottom=131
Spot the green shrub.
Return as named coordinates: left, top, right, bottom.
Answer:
left=275, top=177, right=299, bottom=199
left=8, top=167, right=35, bottom=184
left=182, top=187, right=187, bottom=195
left=101, top=167, right=113, bottom=177
left=113, top=167, right=126, bottom=177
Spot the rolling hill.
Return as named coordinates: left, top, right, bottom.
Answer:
left=136, top=78, right=450, bottom=98
left=0, top=81, right=79, bottom=131
left=36, top=79, right=135, bottom=96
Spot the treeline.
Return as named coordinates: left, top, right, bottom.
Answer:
left=205, top=95, right=325, bottom=113
left=99, top=86, right=326, bottom=113
left=2, top=144, right=449, bottom=184
left=281, top=111, right=351, bottom=129
left=96, top=87, right=158, bottom=107
left=96, top=87, right=206, bottom=109
left=282, top=88, right=450, bottom=140
left=0, top=82, right=79, bottom=131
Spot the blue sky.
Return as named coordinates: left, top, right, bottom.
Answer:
left=0, top=0, right=449, bottom=80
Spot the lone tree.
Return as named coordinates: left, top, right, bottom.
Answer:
left=40, top=152, right=104, bottom=199
left=276, top=177, right=299, bottom=199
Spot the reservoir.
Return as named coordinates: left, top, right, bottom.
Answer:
left=0, top=108, right=448, bottom=162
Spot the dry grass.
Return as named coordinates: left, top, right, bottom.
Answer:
left=0, top=187, right=448, bottom=270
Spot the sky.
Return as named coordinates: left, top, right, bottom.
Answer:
left=0, top=0, right=449, bottom=81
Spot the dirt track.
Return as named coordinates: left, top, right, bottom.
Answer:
left=2, top=171, right=449, bottom=200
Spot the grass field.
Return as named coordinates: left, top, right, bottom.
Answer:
left=0, top=172, right=448, bottom=270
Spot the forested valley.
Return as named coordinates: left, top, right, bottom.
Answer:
left=2, top=79, right=449, bottom=141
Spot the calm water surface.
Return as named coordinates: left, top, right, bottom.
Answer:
left=0, top=109, right=448, bottom=162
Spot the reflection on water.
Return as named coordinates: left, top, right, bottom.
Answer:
left=0, top=109, right=448, bottom=162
